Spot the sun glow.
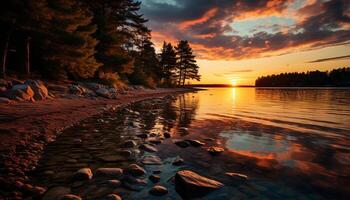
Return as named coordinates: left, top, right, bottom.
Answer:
left=230, top=79, right=238, bottom=86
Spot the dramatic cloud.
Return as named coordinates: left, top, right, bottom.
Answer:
left=141, top=0, right=350, bottom=60
left=308, top=54, right=350, bottom=63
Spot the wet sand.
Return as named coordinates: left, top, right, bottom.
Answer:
left=0, top=88, right=193, bottom=199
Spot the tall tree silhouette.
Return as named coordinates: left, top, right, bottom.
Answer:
left=159, top=42, right=177, bottom=86
left=175, top=40, right=200, bottom=86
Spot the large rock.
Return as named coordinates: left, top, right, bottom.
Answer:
left=6, top=84, right=34, bottom=101
left=149, top=185, right=168, bottom=196
left=25, top=79, right=48, bottom=100
left=72, top=168, right=93, bottom=181
left=175, top=170, right=224, bottom=198
left=95, top=168, right=123, bottom=179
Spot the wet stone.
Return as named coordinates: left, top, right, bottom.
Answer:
left=61, top=194, right=82, bottom=200
left=172, top=157, right=184, bottom=166
left=105, top=180, right=121, bottom=187
left=149, top=185, right=168, bottom=196
left=95, top=168, right=124, bottom=179
left=139, top=144, right=158, bottom=152
left=126, top=164, right=146, bottom=176
left=225, top=172, right=248, bottom=181
left=175, top=170, right=224, bottom=199
left=102, top=194, right=122, bottom=200
left=120, top=140, right=137, bottom=148
left=186, top=139, right=205, bottom=147
left=207, top=146, right=225, bottom=155
left=72, top=168, right=93, bottom=181
left=174, top=140, right=190, bottom=148
left=149, top=174, right=161, bottom=183
left=142, top=155, right=162, bottom=165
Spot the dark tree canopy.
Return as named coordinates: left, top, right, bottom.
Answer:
left=255, top=67, right=350, bottom=87
left=0, top=0, right=200, bottom=87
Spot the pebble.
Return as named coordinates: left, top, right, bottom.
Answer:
left=103, top=194, right=122, bottom=200
left=120, top=140, right=137, bottom=148
left=172, top=157, right=184, bottom=166
left=149, top=175, right=161, bottom=183
left=72, top=168, right=93, bottom=181
left=207, top=146, right=224, bottom=155
left=139, top=144, right=158, bottom=152
left=142, top=155, right=162, bottom=165
left=61, top=194, right=82, bottom=200
left=126, top=164, right=146, bottom=176
left=149, top=185, right=168, bottom=196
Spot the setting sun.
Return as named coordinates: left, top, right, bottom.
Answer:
left=230, top=79, right=238, bottom=86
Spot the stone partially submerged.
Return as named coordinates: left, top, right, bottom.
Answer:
left=95, top=168, right=123, bottom=179
left=141, top=155, right=162, bottom=165
left=175, top=170, right=224, bottom=198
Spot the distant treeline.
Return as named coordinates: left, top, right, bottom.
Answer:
left=255, top=67, right=350, bottom=87
left=0, top=0, right=200, bottom=87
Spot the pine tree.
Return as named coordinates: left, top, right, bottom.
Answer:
left=129, top=38, right=160, bottom=87
left=41, top=0, right=101, bottom=79
left=159, top=42, right=177, bottom=86
left=175, top=40, right=200, bottom=86
left=84, top=0, right=150, bottom=80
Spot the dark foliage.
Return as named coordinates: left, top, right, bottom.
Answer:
left=255, top=67, right=350, bottom=87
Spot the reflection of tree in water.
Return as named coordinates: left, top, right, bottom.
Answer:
left=127, top=94, right=199, bottom=136
left=175, top=93, right=199, bottom=135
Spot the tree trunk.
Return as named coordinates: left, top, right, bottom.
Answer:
left=2, top=41, right=9, bottom=78
left=24, top=37, right=31, bottom=76
left=1, top=19, right=16, bottom=79
left=182, top=70, right=186, bottom=86
left=178, top=69, right=182, bottom=86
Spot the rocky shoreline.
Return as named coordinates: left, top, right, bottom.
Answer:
left=0, top=79, right=197, bottom=199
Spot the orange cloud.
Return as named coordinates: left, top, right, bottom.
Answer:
left=178, top=7, right=218, bottom=30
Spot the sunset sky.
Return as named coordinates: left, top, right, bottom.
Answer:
left=140, top=0, right=350, bottom=85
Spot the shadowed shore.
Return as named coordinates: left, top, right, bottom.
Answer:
left=0, top=87, right=194, bottom=199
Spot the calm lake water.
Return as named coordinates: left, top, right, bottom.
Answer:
left=30, top=88, right=350, bottom=200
